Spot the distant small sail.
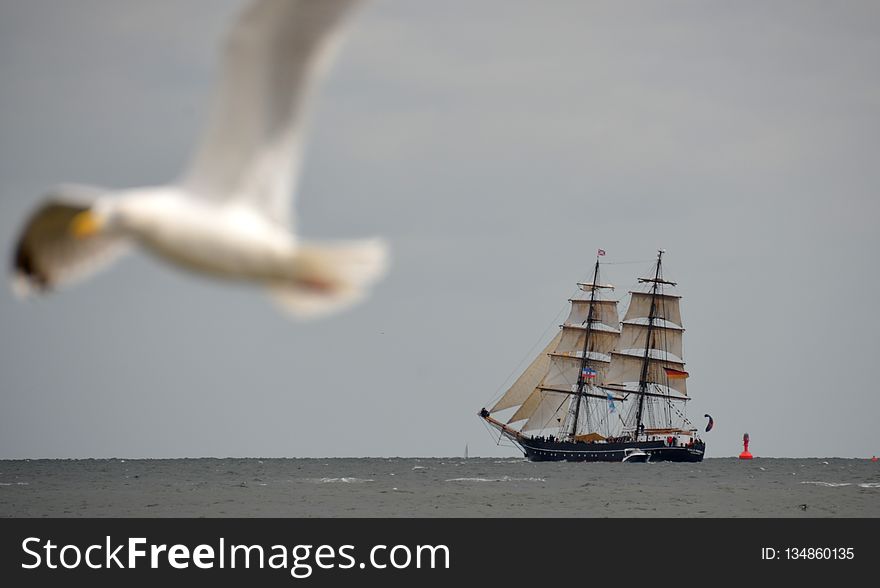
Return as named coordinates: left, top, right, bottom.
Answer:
left=704, top=414, right=714, bottom=432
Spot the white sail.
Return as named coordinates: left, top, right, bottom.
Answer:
left=556, top=326, right=619, bottom=358
left=519, top=390, right=571, bottom=432
left=492, top=291, right=618, bottom=426
left=489, top=331, right=562, bottom=414
left=565, top=298, right=619, bottom=331
left=509, top=387, right=569, bottom=425
left=623, top=291, right=682, bottom=327
left=604, top=351, right=687, bottom=396
left=503, top=349, right=616, bottom=431
left=618, top=322, right=683, bottom=360
left=542, top=353, right=610, bottom=391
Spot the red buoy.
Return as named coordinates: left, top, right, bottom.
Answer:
left=739, top=432, right=753, bottom=459
left=872, top=456, right=878, bottom=462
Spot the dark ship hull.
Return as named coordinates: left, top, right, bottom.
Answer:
left=519, top=438, right=704, bottom=462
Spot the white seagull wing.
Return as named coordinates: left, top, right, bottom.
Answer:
left=181, top=0, right=361, bottom=228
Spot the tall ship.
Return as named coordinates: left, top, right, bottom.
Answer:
left=479, top=250, right=705, bottom=462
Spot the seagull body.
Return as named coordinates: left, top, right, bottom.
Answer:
left=89, top=188, right=296, bottom=282
left=11, top=0, right=387, bottom=318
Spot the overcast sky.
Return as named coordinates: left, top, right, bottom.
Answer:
left=1, top=0, right=878, bottom=459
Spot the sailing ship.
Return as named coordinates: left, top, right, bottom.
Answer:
left=479, top=250, right=705, bottom=462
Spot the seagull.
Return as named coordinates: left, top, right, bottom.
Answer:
left=11, top=0, right=387, bottom=318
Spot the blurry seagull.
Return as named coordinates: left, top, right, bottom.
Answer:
left=11, top=0, right=387, bottom=318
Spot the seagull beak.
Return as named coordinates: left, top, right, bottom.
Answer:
left=70, top=210, right=103, bottom=238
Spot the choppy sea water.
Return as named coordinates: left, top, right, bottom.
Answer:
left=1, top=457, right=878, bottom=517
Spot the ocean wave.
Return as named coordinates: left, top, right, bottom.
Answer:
left=0, top=482, right=30, bottom=486
left=308, top=477, right=374, bottom=484
left=445, top=476, right=546, bottom=483
left=801, top=481, right=880, bottom=489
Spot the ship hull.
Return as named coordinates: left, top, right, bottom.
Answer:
left=519, top=439, right=704, bottom=463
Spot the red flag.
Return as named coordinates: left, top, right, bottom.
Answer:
left=597, top=249, right=606, bottom=256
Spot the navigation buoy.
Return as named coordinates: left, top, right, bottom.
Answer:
left=872, top=455, right=878, bottom=462
left=739, top=433, right=753, bottom=459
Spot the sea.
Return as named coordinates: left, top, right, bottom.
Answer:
left=1, top=457, right=878, bottom=517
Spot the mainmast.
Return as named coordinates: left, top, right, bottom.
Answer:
left=633, top=249, right=676, bottom=439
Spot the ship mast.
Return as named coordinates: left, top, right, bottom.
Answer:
left=633, top=249, right=675, bottom=439
left=569, top=257, right=601, bottom=439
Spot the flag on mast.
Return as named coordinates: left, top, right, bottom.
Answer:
left=606, top=391, right=616, bottom=413
left=597, top=249, right=606, bottom=256
left=664, top=367, right=689, bottom=379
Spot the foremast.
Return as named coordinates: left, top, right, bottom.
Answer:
left=479, top=249, right=621, bottom=443
left=566, top=255, right=613, bottom=440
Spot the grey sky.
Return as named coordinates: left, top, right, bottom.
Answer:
left=1, top=0, right=878, bottom=459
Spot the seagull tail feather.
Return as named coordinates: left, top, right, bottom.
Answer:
left=268, top=238, right=388, bottom=319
